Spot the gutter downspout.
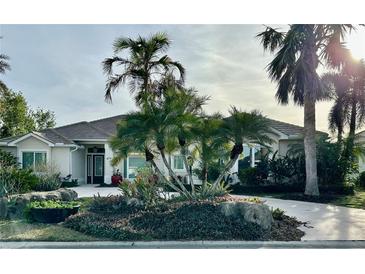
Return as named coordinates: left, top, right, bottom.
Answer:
left=69, top=145, right=83, bottom=178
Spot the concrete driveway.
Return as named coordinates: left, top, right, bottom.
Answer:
left=70, top=184, right=121, bottom=198
left=235, top=195, right=365, bottom=241
left=70, top=185, right=365, bottom=240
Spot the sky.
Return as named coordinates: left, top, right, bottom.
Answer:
left=1, top=25, right=365, bottom=132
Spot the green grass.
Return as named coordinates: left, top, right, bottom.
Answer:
left=252, top=188, right=365, bottom=210
left=0, top=219, right=103, bottom=241
left=0, top=197, right=104, bottom=242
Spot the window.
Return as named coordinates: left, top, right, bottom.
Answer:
left=22, top=151, right=47, bottom=169
left=128, top=156, right=146, bottom=178
left=173, top=155, right=184, bottom=170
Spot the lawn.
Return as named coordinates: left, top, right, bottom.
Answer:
left=0, top=197, right=103, bottom=242
left=0, top=219, right=103, bottom=241
left=250, top=188, right=365, bottom=210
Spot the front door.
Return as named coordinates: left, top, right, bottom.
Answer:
left=87, top=154, right=104, bottom=184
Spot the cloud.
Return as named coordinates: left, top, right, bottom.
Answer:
left=0, top=24, right=332, bottom=131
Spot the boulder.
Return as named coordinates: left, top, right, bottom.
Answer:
left=219, top=201, right=273, bottom=230
left=0, top=197, right=8, bottom=219
left=7, top=188, right=78, bottom=219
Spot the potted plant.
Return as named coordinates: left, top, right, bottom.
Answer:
left=26, top=200, right=80, bottom=223
left=111, top=169, right=123, bottom=186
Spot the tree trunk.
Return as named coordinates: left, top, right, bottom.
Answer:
left=149, top=159, right=183, bottom=194
left=159, top=149, right=192, bottom=199
left=304, top=96, right=319, bottom=196
left=213, top=154, right=239, bottom=187
left=180, top=146, right=195, bottom=195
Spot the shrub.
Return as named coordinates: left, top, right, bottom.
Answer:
left=118, top=167, right=163, bottom=208
left=271, top=208, right=285, bottom=220
left=32, top=164, right=61, bottom=191
left=238, top=167, right=266, bottom=185
left=27, top=200, right=80, bottom=209
left=88, top=194, right=139, bottom=214
left=0, top=149, right=18, bottom=168
left=0, top=167, right=38, bottom=197
left=195, top=182, right=230, bottom=200
left=359, top=171, right=365, bottom=188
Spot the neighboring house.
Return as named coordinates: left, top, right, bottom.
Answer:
left=0, top=114, right=322, bottom=184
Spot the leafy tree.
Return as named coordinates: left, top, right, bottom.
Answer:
left=0, top=87, right=56, bottom=138
left=102, top=33, right=185, bottom=106
left=257, top=24, right=354, bottom=196
left=213, top=107, right=273, bottom=186
left=0, top=37, right=10, bottom=90
left=30, top=108, right=56, bottom=131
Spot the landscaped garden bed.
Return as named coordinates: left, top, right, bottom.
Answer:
left=64, top=195, right=305, bottom=241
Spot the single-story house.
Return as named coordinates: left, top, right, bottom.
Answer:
left=0, top=114, right=320, bottom=184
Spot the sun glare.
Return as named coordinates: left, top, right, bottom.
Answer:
left=347, top=30, right=365, bottom=61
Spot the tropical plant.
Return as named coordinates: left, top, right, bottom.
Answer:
left=118, top=167, right=164, bottom=208
left=103, top=33, right=185, bottom=106
left=194, top=181, right=230, bottom=200
left=257, top=24, right=355, bottom=196
left=159, top=86, right=209, bottom=193
left=191, top=114, right=227, bottom=186
left=213, top=107, right=273, bottom=186
left=322, top=59, right=365, bottom=169
left=109, top=108, right=186, bottom=196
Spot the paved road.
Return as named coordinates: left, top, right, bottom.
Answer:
left=70, top=185, right=365, bottom=240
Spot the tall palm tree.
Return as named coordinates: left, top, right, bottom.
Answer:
left=257, top=24, right=354, bottom=196
left=323, top=59, right=365, bottom=167
left=213, top=107, right=273, bottom=186
left=102, top=33, right=185, bottom=106
left=323, top=60, right=365, bottom=141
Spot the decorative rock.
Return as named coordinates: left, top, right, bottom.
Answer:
left=126, top=197, right=144, bottom=207
left=0, top=197, right=8, bottom=219
left=7, top=188, right=78, bottom=219
left=219, top=201, right=273, bottom=230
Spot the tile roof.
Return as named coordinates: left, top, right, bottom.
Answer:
left=0, top=114, right=327, bottom=146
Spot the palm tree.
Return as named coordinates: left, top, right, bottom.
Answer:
left=213, top=107, right=273, bottom=186
left=257, top=24, right=355, bottom=196
left=0, top=37, right=10, bottom=90
left=192, top=114, right=227, bottom=186
left=323, top=59, right=365, bottom=166
left=109, top=112, right=183, bottom=195
left=162, top=86, right=209, bottom=193
left=102, top=33, right=185, bottom=106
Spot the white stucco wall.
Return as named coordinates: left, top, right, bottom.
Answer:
left=51, top=147, right=71, bottom=177
left=0, top=146, right=17, bottom=157
left=71, top=147, right=86, bottom=183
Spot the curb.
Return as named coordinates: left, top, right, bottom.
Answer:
left=1, top=240, right=365, bottom=249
